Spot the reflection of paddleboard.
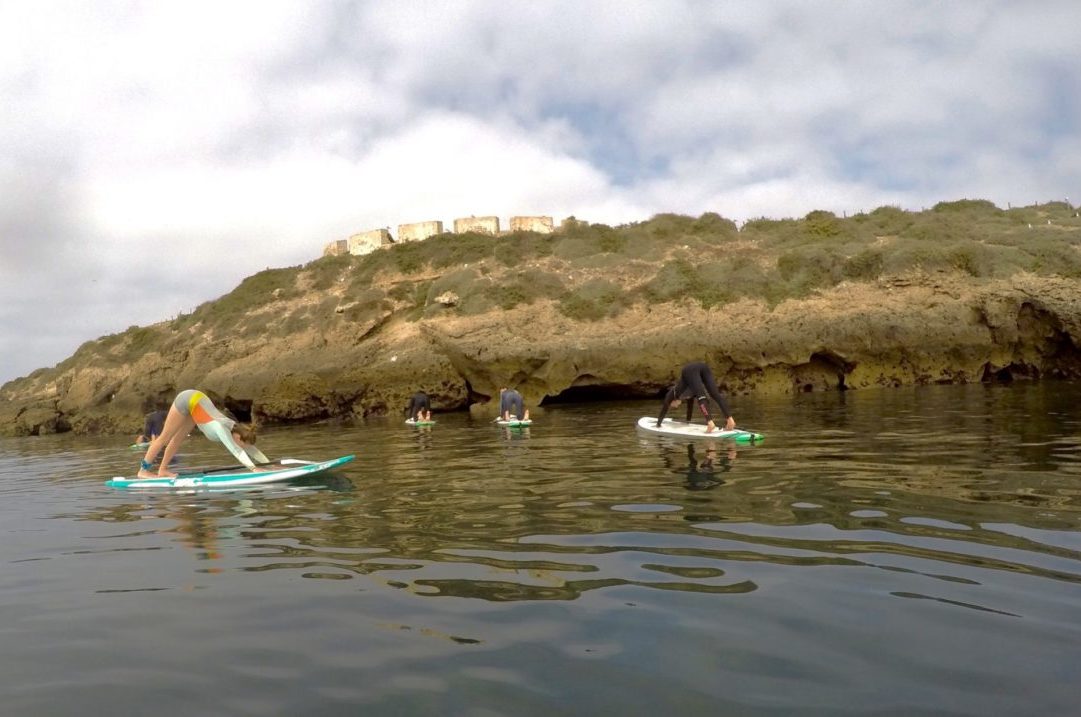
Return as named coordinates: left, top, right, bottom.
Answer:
left=636, top=416, right=763, bottom=442
left=497, top=418, right=532, bottom=427
left=405, top=419, right=436, bottom=426
left=106, top=455, right=355, bottom=489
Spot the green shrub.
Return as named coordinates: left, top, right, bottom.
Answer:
left=196, top=267, right=300, bottom=328
left=803, top=210, right=841, bottom=235
left=863, top=205, right=914, bottom=235
left=427, top=267, right=484, bottom=305
left=483, top=269, right=566, bottom=311
left=842, top=249, right=884, bottom=281
left=426, top=232, right=496, bottom=269
left=882, top=241, right=948, bottom=274
left=125, top=326, right=161, bottom=356
left=944, top=243, right=995, bottom=277
left=553, top=222, right=627, bottom=260
left=1026, top=238, right=1081, bottom=277
left=389, top=241, right=425, bottom=274
left=639, top=213, right=696, bottom=238
left=705, top=256, right=777, bottom=303
left=558, top=278, right=625, bottom=321
left=691, top=212, right=739, bottom=238
left=932, top=199, right=1002, bottom=215
left=901, top=213, right=979, bottom=244
left=304, top=254, right=353, bottom=291
left=641, top=259, right=695, bottom=303
left=494, top=232, right=555, bottom=266
left=776, top=247, right=845, bottom=294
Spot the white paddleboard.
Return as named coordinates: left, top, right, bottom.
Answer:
left=636, top=416, right=763, bottom=442
left=496, top=418, right=532, bottom=427
left=107, top=455, right=355, bottom=489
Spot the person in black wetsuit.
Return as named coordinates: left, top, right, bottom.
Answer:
left=656, top=361, right=736, bottom=433
left=134, top=409, right=168, bottom=444
left=499, top=387, right=530, bottom=421
left=405, top=391, right=432, bottom=422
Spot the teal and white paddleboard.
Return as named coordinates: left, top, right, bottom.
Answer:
left=129, top=441, right=150, bottom=450
left=405, top=419, right=436, bottom=426
left=497, top=418, right=532, bottom=427
left=636, top=416, right=763, bottom=442
left=106, top=455, right=355, bottom=489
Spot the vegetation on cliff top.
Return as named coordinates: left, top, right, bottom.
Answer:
left=31, top=199, right=1081, bottom=377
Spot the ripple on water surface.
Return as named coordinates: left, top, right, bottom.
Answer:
left=2, top=385, right=1081, bottom=714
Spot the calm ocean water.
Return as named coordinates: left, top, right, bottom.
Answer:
left=1, top=383, right=1079, bottom=715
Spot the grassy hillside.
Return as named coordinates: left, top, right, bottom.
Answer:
left=45, top=199, right=1081, bottom=374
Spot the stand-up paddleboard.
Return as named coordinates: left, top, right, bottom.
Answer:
left=496, top=418, right=532, bottom=427
left=129, top=442, right=150, bottom=450
left=636, top=417, right=763, bottom=442
left=405, top=418, right=436, bottom=426
left=106, top=455, right=355, bottom=489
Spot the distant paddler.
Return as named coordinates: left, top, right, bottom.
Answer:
left=405, top=391, right=432, bottom=422
left=499, top=387, right=530, bottom=422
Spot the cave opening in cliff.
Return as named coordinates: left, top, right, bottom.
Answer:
left=541, top=382, right=657, bottom=405
left=981, top=362, right=1039, bottom=383
left=796, top=351, right=853, bottom=392
left=222, top=399, right=253, bottom=423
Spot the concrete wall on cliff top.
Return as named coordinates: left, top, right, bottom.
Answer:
left=509, top=216, right=554, bottom=233
left=334, top=214, right=554, bottom=256
left=453, top=216, right=500, bottom=235
left=347, top=229, right=393, bottom=256
left=323, top=239, right=348, bottom=257
left=398, top=221, right=443, bottom=242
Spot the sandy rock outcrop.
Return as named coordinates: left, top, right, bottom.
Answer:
left=2, top=273, right=1080, bottom=436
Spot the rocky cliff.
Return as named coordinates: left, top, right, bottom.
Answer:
left=3, top=204, right=1080, bottom=436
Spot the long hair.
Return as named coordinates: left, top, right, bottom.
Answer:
left=233, top=422, right=257, bottom=444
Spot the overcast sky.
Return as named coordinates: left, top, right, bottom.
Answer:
left=1, top=1, right=1078, bottom=385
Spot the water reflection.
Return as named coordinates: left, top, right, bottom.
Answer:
left=23, top=384, right=1075, bottom=606
left=5, top=384, right=1081, bottom=714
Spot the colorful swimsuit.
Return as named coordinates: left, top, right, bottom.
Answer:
left=174, top=389, right=235, bottom=429
left=173, top=389, right=264, bottom=468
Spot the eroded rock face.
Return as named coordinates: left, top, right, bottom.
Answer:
left=2, top=274, right=1080, bottom=435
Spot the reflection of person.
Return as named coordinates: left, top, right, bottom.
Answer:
left=405, top=391, right=432, bottom=422
left=656, top=361, right=735, bottom=433
left=499, top=387, right=530, bottom=421
left=137, top=390, right=268, bottom=479
left=683, top=443, right=735, bottom=490
left=168, top=503, right=223, bottom=571
left=134, top=409, right=168, bottom=444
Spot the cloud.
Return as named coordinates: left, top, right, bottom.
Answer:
left=1, top=0, right=1079, bottom=384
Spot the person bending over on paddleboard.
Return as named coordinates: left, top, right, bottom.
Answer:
left=656, top=361, right=736, bottom=433
left=134, top=408, right=168, bottom=444
left=499, top=387, right=530, bottom=421
left=137, top=389, right=268, bottom=478
left=406, top=391, right=432, bottom=422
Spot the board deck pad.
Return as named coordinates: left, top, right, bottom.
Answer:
left=106, top=454, right=355, bottom=489
left=636, top=416, right=763, bottom=442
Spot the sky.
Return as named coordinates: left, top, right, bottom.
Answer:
left=1, top=1, right=1079, bottom=385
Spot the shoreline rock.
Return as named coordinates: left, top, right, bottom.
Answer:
left=3, top=273, right=1079, bottom=437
